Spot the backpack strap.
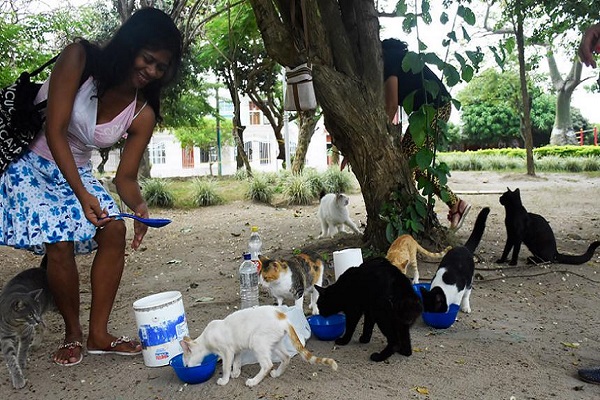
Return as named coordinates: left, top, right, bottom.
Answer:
left=28, top=54, right=60, bottom=78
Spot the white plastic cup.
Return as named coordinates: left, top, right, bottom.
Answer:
left=332, top=248, right=363, bottom=280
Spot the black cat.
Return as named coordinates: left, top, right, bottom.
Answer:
left=420, top=207, right=490, bottom=314
left=315, top=257, right=422, bottom=362
left=497, top=188, right=600, bottom=266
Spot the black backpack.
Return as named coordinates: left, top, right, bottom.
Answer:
left=0, top=55, right=58, bottom=174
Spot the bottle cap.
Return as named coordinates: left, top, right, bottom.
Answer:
left=251, top=226, right=259, bottom=232
left=243, top=253, right=251, bottom=260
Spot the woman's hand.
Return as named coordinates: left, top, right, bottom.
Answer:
left=131, top=205, right=149, bottom=250
left=80, top=191, right=112, bottom=228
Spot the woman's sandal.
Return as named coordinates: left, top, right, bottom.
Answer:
left=87, top=336, right=142, bottom=356
left=448, top=199, right=472, bottom=230
left=54, top=341, right=84, bottom=367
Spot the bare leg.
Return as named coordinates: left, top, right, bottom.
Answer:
left=46, top=241, right=83, bottom=365
left=85, top=220, right=138, bottom=352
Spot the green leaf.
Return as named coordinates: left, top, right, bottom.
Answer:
left=444, top=65, right=461, bottom=86
left=461, top=65, right=474, bottom=82
left=408, top=111, right=427, bottom=145
left=402, top=13, right=417, bottom=33
left=461, top=26, right=471, bottom=41
left=440, top=12, right=449, bottom=24
left=447, top=31, right=457, bottom=42
left=415, top=148, right=434, bottom=170
left=402, top=51, right=424, bottom=74
left=415, top=199, right=427, bottom=218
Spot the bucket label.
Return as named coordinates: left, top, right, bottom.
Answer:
left=138, top=314, right=187, bottom=348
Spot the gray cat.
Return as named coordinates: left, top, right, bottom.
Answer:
left=0, top=256, right=54, bottom=389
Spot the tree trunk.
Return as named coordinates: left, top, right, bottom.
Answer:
left=249, top=0, right=429, bottom=250
left=547, top=54, right=583, bottom=145
left=291, top=109, right=319, bottom=174
left=515, top=9, right=535, bottom=176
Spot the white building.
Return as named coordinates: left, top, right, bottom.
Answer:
left=92, top=96, right=331, bottom=177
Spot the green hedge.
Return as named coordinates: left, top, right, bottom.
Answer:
left=440, top=145, right=600, bottom=158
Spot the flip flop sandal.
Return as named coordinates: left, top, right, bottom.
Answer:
left=449, top=200, right=472, bottom=230
left=54, top=341, right=83, bottom=367
left=87, top=336, right=142, bottom=356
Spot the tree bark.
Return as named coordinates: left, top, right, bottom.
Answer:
left=515, top=9, right=535, bottom=176
left=547, top=52, right=583, bottom=145
left=249, top=0, right=427, bottom=250
left=291, top=109, right=319, bottom=174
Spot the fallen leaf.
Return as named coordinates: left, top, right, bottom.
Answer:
left=561, top=342, right=580, bottom=349
left=414, top=386, right=429, bottom=395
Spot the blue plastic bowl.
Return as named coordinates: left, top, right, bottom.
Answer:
left=307, top=314, right=346, bottom=341
left=413, top=282, right=431, bottom=301
left=169, top=353, right=218, bottom=384
left=422, top=303, right=460, bottom=329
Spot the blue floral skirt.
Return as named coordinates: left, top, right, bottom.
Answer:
left=0, top=151, right=120, bottom=254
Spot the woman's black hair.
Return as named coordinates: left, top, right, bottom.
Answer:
left=82, top=7, right=183, bottom=122
left=381, top=38, right=409, bottom=57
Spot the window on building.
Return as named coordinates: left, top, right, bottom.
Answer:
left=259, top=142, right=271, bottom=165
left=182, top=146, right=194, bottom=168
left=199, top=147, right=218, bottom=163
left=249, top=101, right=261, bottom=125
left=244, top=141, right=253, bottom=162
left=150, top=142, right=166, bottom=164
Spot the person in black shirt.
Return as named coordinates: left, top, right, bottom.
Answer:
left=383, top=38, right=471, bottom=230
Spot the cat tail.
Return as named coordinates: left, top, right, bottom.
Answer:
left=286, top=323, right=338, bottom=371
left=555, top=241, right=600, bottom=265
left=415, top=243, right=452, bottom=260
left=464, top=207, right=491, bottom=253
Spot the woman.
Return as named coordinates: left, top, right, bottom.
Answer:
left=382, top=38, right=471, bottom=230
left=0, top=7, right=182, bottom=366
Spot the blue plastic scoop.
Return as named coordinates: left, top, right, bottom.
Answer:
left=103, top=213, right=172, bottom=228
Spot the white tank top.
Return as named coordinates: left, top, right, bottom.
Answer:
left=29, top=77, right=142, bottom=166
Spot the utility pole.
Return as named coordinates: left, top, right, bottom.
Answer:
left=216, top=86, right=222, bottom=176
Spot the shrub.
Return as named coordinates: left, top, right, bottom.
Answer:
left=283, top=174, right=314, bottom=205
left=233, top=168, right=248, bottom=180
left=192, top=178, right=223, bottom=206
left=323, top=167, right=353, bottom=193
left=142, top=178, right=175, bottom=208
left=246, top=173, right=274, bottom=204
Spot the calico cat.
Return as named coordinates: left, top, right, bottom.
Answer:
left=386, top=234, right=452, bottom=284
left=420, top=207, right=490, bottom=314
left=315, top=257, right=422, bottom=362
left=0, top=256, right=54, bottom=389
left=317, top=191, right=361, bottom=238
left=180, top=305, right=338, bottom=387
left=497, top=187, right=600, bottom=266
left=259, top=251, right=325, bottom=315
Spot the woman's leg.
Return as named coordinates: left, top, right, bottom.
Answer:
left=86, top=219, right=140, bottom=352
left=46, top=241, right=83, bottom=365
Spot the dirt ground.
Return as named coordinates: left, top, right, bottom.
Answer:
left=1, top=170, right=600, bottom=400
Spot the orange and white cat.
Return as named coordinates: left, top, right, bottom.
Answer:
left=386, top=234, right=451, bottom=284
left=180, top=306, right=338, bottom=387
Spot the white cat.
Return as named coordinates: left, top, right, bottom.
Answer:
left=317, top=192, right=361, bottom=238
left=180, top=305, right=338, bottom=387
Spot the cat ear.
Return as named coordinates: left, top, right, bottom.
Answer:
left=180, top=336, right=193, bottom=352
left=314, top=285, right=324, bottom=294
left=515, top=188, right=520, bottom=195
left=11, top=299, right=26, bottom=312
left=30, top=288, right=44, bottom=301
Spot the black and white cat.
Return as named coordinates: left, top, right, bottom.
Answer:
left=420, top=207, right=490, bottom=314
left=0, top=256, right=54, bottom=389
left=497, top=187, right=600, bottom=266
left=317, top=191, right=361, bottom=238
left=315, top=257, right=422, bottom=362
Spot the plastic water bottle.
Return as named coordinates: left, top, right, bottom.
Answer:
left=248, top=226, right=263, bottom=272
left=239, top=253, right=259, bottom=309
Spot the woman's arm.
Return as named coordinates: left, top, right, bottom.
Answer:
left=45, top=42, right=109, bottom=226
left=384, top=75, right=399, bottom=123
left=579, top=23, right=600, bottom=68
left=114, top=104, right=156, bottom=249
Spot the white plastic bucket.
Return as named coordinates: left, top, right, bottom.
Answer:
left=333, top=248, right=363, bottom=280
left=133, top=291, right=189, bottom=367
